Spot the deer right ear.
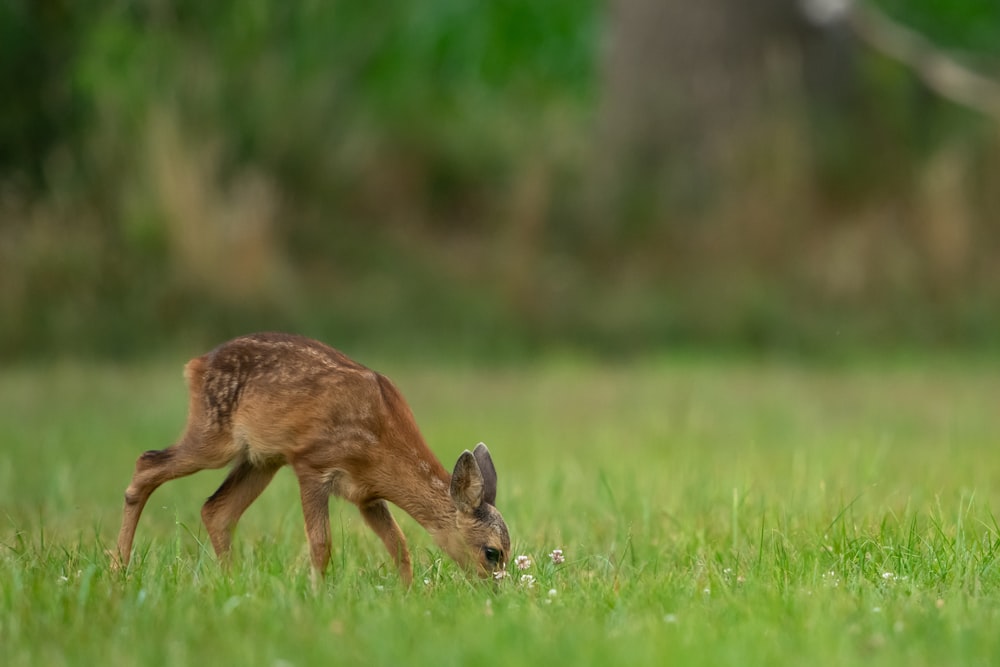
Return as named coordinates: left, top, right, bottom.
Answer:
left=450, top=450, right=485, bottom=513
left=472, top=443, right=497, bottom=506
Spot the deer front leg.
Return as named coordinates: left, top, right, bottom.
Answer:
left=359, top=500, right=413, bottom=587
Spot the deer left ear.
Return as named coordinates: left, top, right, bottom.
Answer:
left=472, top=443, right=497, bottom=506
left=450, top=450, right=485, bottom=513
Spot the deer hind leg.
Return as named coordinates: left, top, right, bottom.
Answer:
left=115, top=431, right=235, bottom=569
left=294, top=468, right=332, bottom=587
left=201, top=459, right=281, bottom=564
left=359, top=500, right=413, bottom=587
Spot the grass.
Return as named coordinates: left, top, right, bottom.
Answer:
left=3, top=352, right=1000, bottom=665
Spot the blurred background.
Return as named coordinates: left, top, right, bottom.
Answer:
left=2, top=0, right=999, bottom=361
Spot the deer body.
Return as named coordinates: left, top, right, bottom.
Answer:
left=115, top=333, right=510, bottom=584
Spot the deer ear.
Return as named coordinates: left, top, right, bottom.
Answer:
left=450, top=450, right=484, bottom=513
left=472, top=443, right=497, bottom=506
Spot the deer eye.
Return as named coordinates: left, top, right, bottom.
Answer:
left=483, top=547, right=501, bottom=565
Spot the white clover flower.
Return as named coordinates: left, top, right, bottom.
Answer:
left=882, top=571, right=896, bottom=581
left=493, top=569, right=509, bottom=581
left=548, top=588, right=558, bottom=598
left=549, top=549, right=565, bottom=565
left=520, top=574, right=536, bottom=588
left=514, top=555, right=532, bottom=570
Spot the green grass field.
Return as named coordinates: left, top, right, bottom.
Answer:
left=3, top=354, right=1000, bottom=666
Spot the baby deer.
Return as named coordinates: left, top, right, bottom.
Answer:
left=114, top=333, right=510, bottom=584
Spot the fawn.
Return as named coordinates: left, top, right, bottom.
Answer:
left=114, top=332, right=510, bottom=584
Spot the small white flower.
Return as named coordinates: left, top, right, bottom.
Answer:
left=520, top=574, right=536, bottom=588
left=882, top=571, right=896, bottom=581
left=493, top=569, right=509, bottom=580
left=515, top=555, right=532, bottom=570
left=702, top=587, right=711, bottom=595
left=549, top=549, right=565, bottom=565
left=423, top=578, right=431, bottom=586
left=547, top=588, right=558, bottom=598
left=222, top=596, right=243, bottom=615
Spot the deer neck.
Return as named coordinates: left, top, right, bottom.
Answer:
left=371, top=374, right=460, bottom=550
left=376, top=436, right=457, bottom=544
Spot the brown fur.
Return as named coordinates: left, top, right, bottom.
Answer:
left=114, top=333, right=510, bottom=585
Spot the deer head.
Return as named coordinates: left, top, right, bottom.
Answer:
left=445, top=443, right=511, bottom=577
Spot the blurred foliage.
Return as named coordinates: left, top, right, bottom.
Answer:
left=875, top=0, right=1000, bottom=57
left=0, top=0, right=999, bottom=360
left=0, top=0, right=86, bottom=185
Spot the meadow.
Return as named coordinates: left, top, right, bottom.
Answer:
left=2, top=352, right=1000, bottom=666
